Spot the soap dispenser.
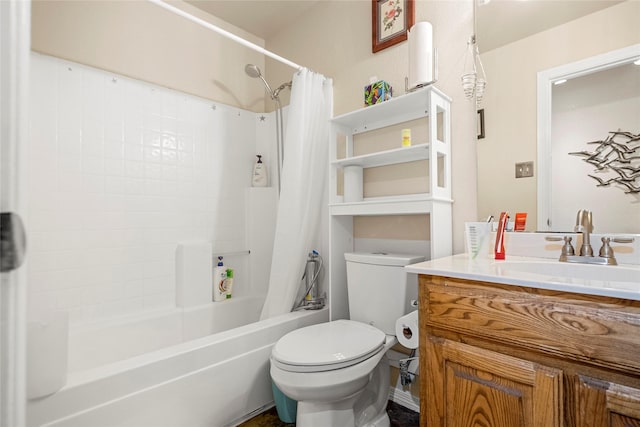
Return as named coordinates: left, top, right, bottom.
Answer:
left=252, top=155, right=268, bottom=187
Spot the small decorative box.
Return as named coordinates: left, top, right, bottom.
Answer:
left=364, top=80, right=392, bottom=106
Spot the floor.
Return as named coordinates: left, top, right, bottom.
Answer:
left=238, top=400, right=419, bottom=427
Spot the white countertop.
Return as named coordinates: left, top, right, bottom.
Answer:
left=405, top=254, right=640, bottom=301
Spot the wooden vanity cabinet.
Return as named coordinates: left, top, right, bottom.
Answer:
left=418, top=275, right=640, bottom=427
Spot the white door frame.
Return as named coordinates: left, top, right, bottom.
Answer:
left=0, top=1, right=30, bottom=426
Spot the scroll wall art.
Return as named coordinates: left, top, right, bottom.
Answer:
left=569, top=130, right=640, bottom=194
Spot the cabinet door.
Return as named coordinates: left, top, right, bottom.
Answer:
left=424, top=337, right=563, bottom=427
left=576, top=375, right=640, bottom=427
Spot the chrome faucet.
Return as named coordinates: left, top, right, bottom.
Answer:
left=574, top=209, right=593, bottom=256
left=557, top=209, right=633, bottom=266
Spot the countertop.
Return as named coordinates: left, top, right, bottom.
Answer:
left=405, top=254, right=640, bottom=301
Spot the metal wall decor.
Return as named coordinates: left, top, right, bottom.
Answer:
left=569, top=131, right=640, bottom=194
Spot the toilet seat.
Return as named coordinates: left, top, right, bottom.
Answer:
left=271, top=319, right=386, bottom=373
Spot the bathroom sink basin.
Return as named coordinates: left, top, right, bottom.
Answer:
left=406, top=254, right=640, bottom=301
left=494, top=260, right=640, bottom=284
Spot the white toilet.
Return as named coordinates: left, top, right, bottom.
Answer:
left=270, top=252, right=424, bottom=427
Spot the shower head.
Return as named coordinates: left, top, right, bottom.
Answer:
left=244, top=64, right=262, bottom=79
left=245, top=63, right=275, bottom=99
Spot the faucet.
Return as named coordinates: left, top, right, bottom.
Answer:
left=557, top=209, right=627, bottom=266
left=574, top=209, right=593, bottom=256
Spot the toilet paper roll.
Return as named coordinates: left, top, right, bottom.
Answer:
left=343, top=165, right=363, bottom=202
left=408, top=21, right=433, bottom=89
left=395, top=310, right=419, bottom=349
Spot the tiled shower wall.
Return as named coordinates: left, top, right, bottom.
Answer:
left=27, top=53, right=260, bottom=325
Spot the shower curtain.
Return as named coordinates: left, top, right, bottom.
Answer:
left=260, top=69, right=333, bottom=320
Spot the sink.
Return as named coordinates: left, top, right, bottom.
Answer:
left=405, top=254, right=640, bottom=300
left=495, top=260, right=640, bottom=284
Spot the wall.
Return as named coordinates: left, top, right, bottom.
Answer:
left=266, top=0, right=478, bottom=254
left=32, top=0, right=478, bottom=254
left=31, top=0, right=268, bottom=113
left=477, top=0, right=640, bottom=229
left=27, top=54, right=264, bottom=324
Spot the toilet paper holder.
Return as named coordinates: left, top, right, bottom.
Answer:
left=399, top=353, right=419, bottom=386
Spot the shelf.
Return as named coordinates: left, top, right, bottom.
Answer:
left=332, top=144, right=429, bottom=168
left=329, top=194, right=453, bottom=216
left=331, top=86, right=451, bottom=134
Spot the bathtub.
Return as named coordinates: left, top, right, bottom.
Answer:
left=66, top=296, right=267, bottom=373
left=27, top=298, right=329, bottom=427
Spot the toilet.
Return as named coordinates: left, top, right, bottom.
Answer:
left=270, top=252, right=424, bottom=427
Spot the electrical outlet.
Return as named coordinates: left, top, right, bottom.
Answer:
left=515, top=161, right=534, bottom=178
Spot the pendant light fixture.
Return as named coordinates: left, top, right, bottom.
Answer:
left=461, top=0, right=487, bottom=108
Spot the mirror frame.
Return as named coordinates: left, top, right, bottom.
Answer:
left=536, top=43, right=640, bottom=231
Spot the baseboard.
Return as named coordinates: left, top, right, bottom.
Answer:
left=228, top=402, right=275, bottom=427
left=388, top=385, right=420, bottom=413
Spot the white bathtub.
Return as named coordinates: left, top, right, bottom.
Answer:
left=67, top=296, right=266, bottom=373
left=27, top=299, right=329, bottom=427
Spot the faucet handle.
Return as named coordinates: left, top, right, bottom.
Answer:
left=599, top=237, right=614, bottom=258
left=559, top=236, right=575, bottom=262
left=612, top=237, right=635, bottom=244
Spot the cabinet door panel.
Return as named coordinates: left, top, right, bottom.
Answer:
left=427, top=338, right=562, bottom=427
left=445, top=362, right=531, bottom=426
left=577, top=376, right=640, bottom=427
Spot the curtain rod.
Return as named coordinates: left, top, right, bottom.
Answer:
left=147, top=0, right=304, bottom=72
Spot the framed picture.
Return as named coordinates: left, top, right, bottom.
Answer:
left=372, top=0, right=415, bottom=53
left=477, top=109, right=485, bottom=139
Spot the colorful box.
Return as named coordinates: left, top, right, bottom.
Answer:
left=364, top=80, right=392, bottom=106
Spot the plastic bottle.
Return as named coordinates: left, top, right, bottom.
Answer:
left=213, top=256, right=227, bottom=301
left=225, top=269, right=234, bottom=299
left=252, top=155, right=268, bottom=187
left=402, top=129, right=412, bottom=147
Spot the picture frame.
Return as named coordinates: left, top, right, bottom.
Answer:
left=477, top=109, right=485, bottom=139
left=372, top=0, right=415, bottom=53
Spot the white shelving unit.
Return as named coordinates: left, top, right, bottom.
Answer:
left=328, top=87, right=453, bottom=320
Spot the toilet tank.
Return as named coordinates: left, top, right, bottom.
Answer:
left=344, top=252, right=425, bottom=335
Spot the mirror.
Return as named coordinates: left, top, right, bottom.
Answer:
left=476, top=0, right=640, bottom=234
left=537, top=45, right=640, bottom=234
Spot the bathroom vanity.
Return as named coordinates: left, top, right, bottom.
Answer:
left=408, top=255, right=640, bottom=427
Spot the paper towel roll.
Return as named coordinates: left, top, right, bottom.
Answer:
left=395, top=310, right=419, bottom=349
left=408, top=22, right=433, bottom=89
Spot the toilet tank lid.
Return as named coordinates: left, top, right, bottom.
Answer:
left=344, top=252, right=425, bottom=266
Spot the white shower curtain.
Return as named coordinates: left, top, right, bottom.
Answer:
left=260, top=69, right=333, bottom=320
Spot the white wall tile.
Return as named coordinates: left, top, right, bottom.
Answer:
left=28, top=53, right=258, bottom=325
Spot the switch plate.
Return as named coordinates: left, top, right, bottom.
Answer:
left=515, top=161, right=534, bottom=178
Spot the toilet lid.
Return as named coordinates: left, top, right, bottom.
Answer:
left=271, top=319, right=386, bottom=373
